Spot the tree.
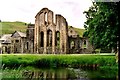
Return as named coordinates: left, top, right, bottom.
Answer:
left=83, top=2, right=119, bottom=52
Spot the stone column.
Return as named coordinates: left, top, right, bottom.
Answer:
left=36, top=19, right=39, bottom=53
left=62, top=19, right=68, bottom=54
left=60, top=31, right=63, bottom=53
left=34, top=18, right=37, bottom=53
left=43, top=28, right=47, bottom=54
left=52, top=28, right=55, bottom=54
left=63, top=31, right=68, bottom=54
left=34, top=14, right=40, bottom=53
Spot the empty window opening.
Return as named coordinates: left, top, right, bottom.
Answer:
left=16, top=40, right=19, bottom=43
left=55, top=31, right=60, bottom=48
left=53, top=14, right=56, bottom=24
left=41, top=32, right=44, bottom=47
left=47, top=30, right=52, bottom=47
left=45, top=13, right=47, bottom=24
left=83, top=40, right=87, bottom=48
left=70, top=41, right=75, bottom=49
left=27, top=42, right=29, bottom=50
left=5, top=46, right=7, bottom=52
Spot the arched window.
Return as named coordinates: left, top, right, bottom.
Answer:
left=5, top=46, right=7, bottom=52
left=70, top=41, right=75, bottom=49
left=45, top=13, right=47, bottom=24
left=56, top=31, right=60, bottom=48
left=27, top=42, right=29, bottom=50
left=83, top=40, right=87, bottom=48
left=41, top=32, right=44, bottom=47
left=47, top=30, right=52, bottom=47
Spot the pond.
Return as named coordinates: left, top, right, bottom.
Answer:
left=1, top=66, right=118, bottom=80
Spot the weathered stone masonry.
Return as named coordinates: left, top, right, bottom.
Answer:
left=34, top=8, right=69, bottom=54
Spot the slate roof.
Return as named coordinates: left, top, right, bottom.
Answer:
left=0, top=31, right=26, bottom=44
left=11, top=31, right=26, bottom=38
left=0, top=34, right=12, bottom=43
left=17, top=31, right=26, bottom=37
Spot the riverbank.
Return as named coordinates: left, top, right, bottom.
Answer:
left=0, top=54, right=118, bottom=69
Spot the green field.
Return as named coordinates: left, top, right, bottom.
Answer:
left=1, top=54, right=118, bottom=69
left=0, top=21, right=27, bottom=34
left=0, top=21, right=85, bottom=37
left=73, top=27, right=85, bottom=37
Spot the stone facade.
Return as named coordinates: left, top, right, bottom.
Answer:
left=26, top=24, right=34, bottom=53
left=0, top=34, right=12, bottom=54
left=34, top=8, right=68, bottom=54
left=0, top=8, right=94, bottom=54
left=33, top=8, right=94, bottom=54
left=11, top=31, right=26, bottom=53
left=0, top=31, right=26, bottom=53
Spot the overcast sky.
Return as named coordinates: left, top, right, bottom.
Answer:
left=0, top=0, right=92, bottom=28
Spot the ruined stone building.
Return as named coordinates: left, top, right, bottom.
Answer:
left=0, top=34, right=12, bottom=53
left=0, top=31, right=26, bottom=53
left=0, top=8, right=94, bottom=54
left=34, top=8, right=68, bottom=54
left=33, top=8, right=94, bottom=54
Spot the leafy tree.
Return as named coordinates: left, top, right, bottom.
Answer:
left=83, top=2, right=119, bottom=52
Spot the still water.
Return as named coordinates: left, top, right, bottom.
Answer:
left=2, top=67, right=118, bottom=80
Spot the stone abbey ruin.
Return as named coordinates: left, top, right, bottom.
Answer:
left=0, top=8, right=94, bottom=54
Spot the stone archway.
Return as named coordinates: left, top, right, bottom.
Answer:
left=56, top=31, right=60, bottom=48
left=40, top=31, right=44, bottom=47
left=47, top=30, right=52, bottom=47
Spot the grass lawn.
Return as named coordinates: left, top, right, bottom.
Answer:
left=0, top=53, right=118, bottom=69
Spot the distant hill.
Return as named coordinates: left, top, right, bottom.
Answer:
left=0, top=21, right=85, bottom=37
left=0, top=21, right=27, bottom=34
left=71, top=27, right=85, bottom=37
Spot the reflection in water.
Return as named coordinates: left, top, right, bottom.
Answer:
left=22, top=68, right=90, bottom=80
left=2, top=67, right=117, bottom=80
left=21, top=68, right=117, bottom=80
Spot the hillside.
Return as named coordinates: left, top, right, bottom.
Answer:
left=0, top=21, right=85, bottom=37
left=72, top=27, right=85, bottom=37
left=0, top=21, right=27, bottom=34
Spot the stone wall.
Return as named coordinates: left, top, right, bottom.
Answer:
left=26, top=24, right=34, bottom=53
left=80, top=38, right=94, bottom=54
left=34, top=8, right=69, bottom=54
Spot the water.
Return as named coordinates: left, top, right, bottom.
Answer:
left=1, top=67, right=118, bottom=80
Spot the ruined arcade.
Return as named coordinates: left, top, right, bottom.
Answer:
left=33, top=8, right=94, bottom=54
left=34, top=8, right=69, bottom=54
